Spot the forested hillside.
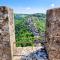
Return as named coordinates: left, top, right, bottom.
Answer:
left=14, top=13, right=46, bottom=47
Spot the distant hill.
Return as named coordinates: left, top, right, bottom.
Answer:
left=14, top=13, right=46, bottom=20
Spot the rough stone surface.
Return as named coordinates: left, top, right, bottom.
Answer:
left=0, top=6, right=15, bottom=60
left=46, top=8, right=60, bottom=60
left=13, top=43, right=48, bottom=60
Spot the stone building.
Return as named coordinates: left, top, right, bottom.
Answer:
left=0, top=6, right=15, bottom=60
left=46, top=8, right=60, bottom=60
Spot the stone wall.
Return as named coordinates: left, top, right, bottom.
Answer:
left=0, top=6, right=15, bottom=60
left=46, top=8, right=60, bottom=60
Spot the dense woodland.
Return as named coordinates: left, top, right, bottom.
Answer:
left=14, top=13, right=46, bottom=47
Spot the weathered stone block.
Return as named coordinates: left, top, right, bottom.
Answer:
left=46, top=8, right=60, bottom=60
left=0, top=6, right=15, bottom=60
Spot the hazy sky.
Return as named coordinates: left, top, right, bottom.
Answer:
left=0, top=0, right=60, bottom=14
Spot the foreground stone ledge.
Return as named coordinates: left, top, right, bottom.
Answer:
left=13, top=46, right=48, bottom=60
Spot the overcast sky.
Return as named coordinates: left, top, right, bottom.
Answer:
left=0, top=0, right=60, bottom=14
